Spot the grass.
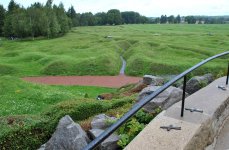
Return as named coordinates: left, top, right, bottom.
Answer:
left=0, top=24, right=228, bottom=77
left=0, top=76, right=115, bottom=116
left=0, top=24, right=229, bottom=149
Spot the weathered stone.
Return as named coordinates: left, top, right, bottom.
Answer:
left=91, top=114, right=116, bottom=130
left=143, top=75, right=164, bottom=85
left=137, top=86, right=183, bottom=112
left=38, top=144, right=45, bottom=150
left=44, top=115, right=89, bottom=150
left=89, top=129, right=120, bottom=150
left=185, top=73, right=214, bottom=95
left=130, top=80, right=147, bottom=93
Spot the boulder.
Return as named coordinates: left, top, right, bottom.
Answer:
left=89, top=129, right=120, bottom=150
left=91, top=114, right=116, bottom=130
left=137, top=86, right=183, bottom=113
left=38, top=144, right=45, bottom=150
left=130, top=80, right=147, bottom=93
left=143, top=75, right=164, bottom=85
left=185, top=73, right=214, bottom=95
left=44, top=115, right=90, bottom=150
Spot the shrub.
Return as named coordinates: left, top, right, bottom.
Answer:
left=117, top=108, right=161, bottom=148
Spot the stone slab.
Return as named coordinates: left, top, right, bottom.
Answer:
left=125, top=77, right=229, bottom=150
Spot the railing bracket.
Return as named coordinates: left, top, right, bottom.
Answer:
left=185, top=108, right=203, bottom=113
left=160, top=125, right=181, bottom=131
left=217, top=85, right=227, bottom=91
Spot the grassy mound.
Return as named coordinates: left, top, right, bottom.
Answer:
left=0, top=64, right=17, bottom=75
left=1, top=25, right=228, bottom=77
left=18, top=52, right=44, bottom=62
left=41, top=60, right=73, bottom=75
left=2, top=51, right=19, bottom=57
left=41, top=54, right=121, bottom=76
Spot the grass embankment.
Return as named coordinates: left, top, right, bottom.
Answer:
left=1, top=24, right=228, bottom=77
left=120, top=24, right=229, bottom=76
left=0, top=76, right=134, bottom=149
left=0, top=27, right=122, bottom=77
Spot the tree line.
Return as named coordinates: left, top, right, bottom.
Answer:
left=67, top=7, right=149, bottom=26
left=152, top=15, right=229, bottom=24
left=0, top=0, right=149, bottom=38
left=0, top=0, right=229, bottom=39
left=0, top=0, right=71, bottom=39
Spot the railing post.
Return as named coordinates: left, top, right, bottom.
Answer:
left=181, top=75, right=187, bottom=117
left=226, top=62, right=229, bottom=85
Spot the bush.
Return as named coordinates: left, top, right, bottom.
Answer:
left=117, top=108, right=161, bottom=148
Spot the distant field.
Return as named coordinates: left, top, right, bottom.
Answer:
left=0, top=24, right=228, bottom=77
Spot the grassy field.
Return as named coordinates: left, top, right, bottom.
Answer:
left=0, top=24, right=228, bottom=77
left=0, top=24, right=229, bottom=149
left=0, top=76, right=116, bottom=116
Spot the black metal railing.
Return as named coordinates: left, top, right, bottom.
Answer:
left=83, top=51, right=229, bottom=150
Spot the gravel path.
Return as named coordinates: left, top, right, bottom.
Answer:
left=23, top=75, right=141, bottom=88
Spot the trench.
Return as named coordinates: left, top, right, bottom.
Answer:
left=119, top=56, right=126, bottom=75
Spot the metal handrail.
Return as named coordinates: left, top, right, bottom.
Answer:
left=83, top=51, right=229, bottom=150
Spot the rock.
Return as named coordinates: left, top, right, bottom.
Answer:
left=38, top=144, right=45, bottom=150
left=137, top=86, right=183, bottom=113
left=143, top=75, right=164, bottom=85
left=99, top=93, right=114, bottom=100
left=44, top=115, right=90, bottom=150
left=185, top=73, right=214, bottom=95
left=130, top=80, right=147, bottom=93
left=89, top=129, right=120, bottom=150
left=91, top=114, right=116, bottom=130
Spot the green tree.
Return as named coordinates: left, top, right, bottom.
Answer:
left=4, top=0, right=20, bottom=37
left=79, top=12, right=95, bottom=26
left=175, top=15, right=181, bottom=23
left=45, top=0, right=60, bottom=38
left=168, top=15, right=175, bottom=24
left=160, top=15, right=167, bottom=24
left=11, top=8, right=30, bottom=38
left=27, top=3, right=48, bottom=38
left=121, top=11, right=141, bottom=24
left=185, top=16, right=196, bottom=24
left=0, top=5, right=5, bottom=36
left=107, top=9, right=122, bottom=25
left=67, top=6, right=80, bottom=27
left=95, top=12, right=107, bottom=25
left=8, top=0, right=19, bottom=13
left=53, top=3, right=70, bottom=34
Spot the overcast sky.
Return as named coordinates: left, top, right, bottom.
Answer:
left=1, top=0, right=229, bottom=17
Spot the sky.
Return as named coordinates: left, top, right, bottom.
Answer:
left=1, top=0, right=229, bottom=17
